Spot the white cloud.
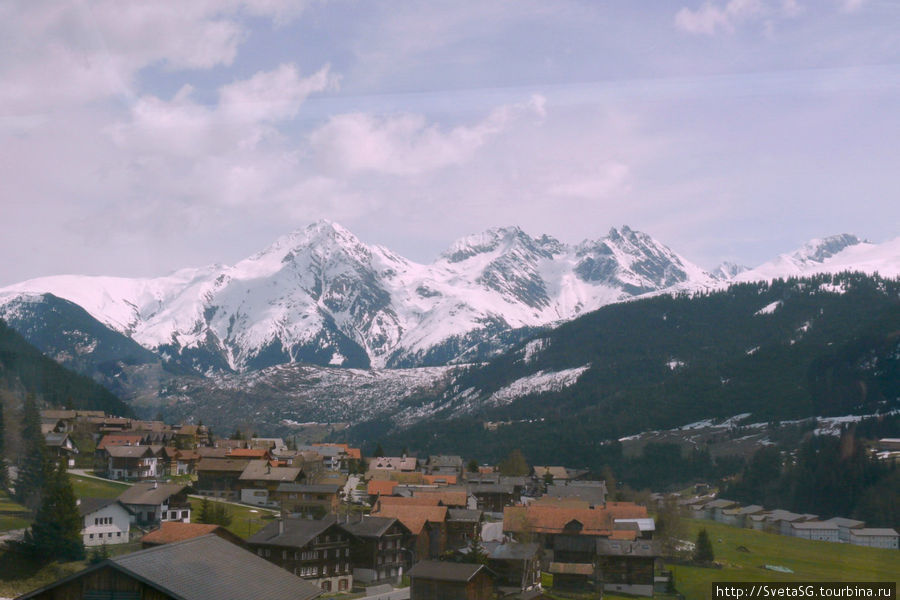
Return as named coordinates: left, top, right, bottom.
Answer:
left=309, top=95, right=546, bottom=175
left=675, top=0, right=764, bottom=35
left=0, top=1, right=309, bottom=114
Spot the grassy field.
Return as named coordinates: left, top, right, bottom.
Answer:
left=0, top=491, right=31, bottom=532
left=669, top=519, right=900, bottom=600
left=69, top=474, right=130, bottom=499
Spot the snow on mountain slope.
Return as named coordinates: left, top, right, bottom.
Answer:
left=4, top=222, right=893, bottom=374
left=734, top=234, right=900, bottom=282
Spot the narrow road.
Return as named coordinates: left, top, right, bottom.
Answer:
left=356, top=587, right=410, bottom=600
left=67, top=469, right=279, bottom=514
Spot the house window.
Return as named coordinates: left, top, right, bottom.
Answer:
left=181, top=510, right=188, bottom=519
left=339, top=579, right=348, bottom=591
left=322, top=581, right=331, bottom=592
left=117, top=532, right=121, bottom=537
left=89, top=534, right=94, bottom=539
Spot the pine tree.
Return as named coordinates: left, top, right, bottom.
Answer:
left=0, top=399, right=8, bottom=491
left=373, top=442, right=385, bottom=458
left=15, top=394, right=52, bottom=510
left=20, top=460, right=84, bottom=561
left=198, top=495, right=211, bottom=523
left=693, top=528, right=715, bottom=564
left=465, top=532, right=489, bottom=565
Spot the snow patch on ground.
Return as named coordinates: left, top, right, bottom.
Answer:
left=755, top=300, right=782, bottom=315
left=666, top=359, right=685, bottom=370
left=488, top=365, right=590, bottom=406
left=521, top=338, right=548, bottom=364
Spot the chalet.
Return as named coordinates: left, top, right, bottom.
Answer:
left=79, top=498, right=132, bottom=547
left=247, top=515, right=354, bottom=593
left=469, top=483, right=515, bottom=513
left=140, top=521, right=245, bottom=548
left=117, top=482, right=191, bottom=527
left=174, top=449, right=200, bottom=475
left=238, top=460, right=304, bottom=507
left=273, top=482, right=342, bottom=516
left=534, top=466, right=569, bottom=483
left=848, top=528, right=899, bottom=549
left=824, top=517, right=866, bottom=542
left=789, top=521, right=840, bottom=542
left=103, top=445, right=161, bottom=480
left=702, top=499, right=739, bottom=522
left=426, top=455, right=465, bottom=477
left=339, top=515, right=414, bottom=584
left=595, top=538, right=659, bottom=597
left=613, top=518, right=655, bottom=539
left=371, top=503, right=449, bottom=559
left=44, top=432, right=79, bottom=468
left=96, top=432, right=144, bottom=450
left=484, top=542, right=541, bottom=594
left=722, top=505, right=766, bottom=528
left=447, top=509, right=484, bottom=549
left=408, top=560, right=494, bottom=600
left=196, top=457, right=251, bottom=500
left=763, top=510, right=816, bottom=535
left=15, top=534, right=321, bottom=600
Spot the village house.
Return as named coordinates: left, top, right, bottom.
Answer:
left=484, top=541, right=542, bottom=594
left=848, top=528, right=900, bottom=549
left=371, top=502, right=449, bottom=560
left=468, top=483, right=515, bottom=513
left=78, top=498, right=133, bottom=547
left=16, top=535, right=322, bottom=600
left=102, top=445, right=162, bottom=481
left=339, top=515, right=414, bottom=584
left=247, top=515, right=354, bottom=593
left=408, top=560, right=494, bottom=600
left=44, top=431, right=79, bottom=468
left=196, top=457, right=251, bottom=500
left=368, top=455, right=419, bottom=473
left=238, top=459, right=305, bottom=507
left=426, top=455, right=465, bottom=477
left=117, top=482, right=191, bottom=527
left=446, top=509, right=484, bottom=549
left=273, top=482, right=342, bottom=516
left=595, top=538, right=659, bottom=597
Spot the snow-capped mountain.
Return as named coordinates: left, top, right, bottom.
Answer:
left=733, top=234, right=900, bottom=283
left=0, top=221, right=717, bottom=372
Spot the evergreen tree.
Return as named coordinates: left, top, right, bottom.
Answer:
left=373, top=442, right=385, bottom=458
left=15, top=394, right=52, bottom=510
left=464, top=532, right=489, bottom=565
left=693, top=528, right=714, bottom=564
left=198, top=496, right=211, bottom=523
left=0, top=400, right=7, bottom=491
left=467, top=458, right=479, bottom=473
left=19, top=460, right=84, bottom=561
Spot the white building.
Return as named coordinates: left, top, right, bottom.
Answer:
left=789, top=521, right=840, bottom=543
left=117, top=482, right=191, bottom=527
left=849, top=528, right=899, bottom=549
left=79, top=498, right=132, bottom=547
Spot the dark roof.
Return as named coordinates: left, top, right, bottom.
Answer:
left=78, top=498, right=132, bottom=517
left=428, top=455, right=464, bottom=468
left=44, top=432, right=71, bottom=447
left=546, top=483, right=607, bottom=504
left=248, top=515, right=339, bottom=548
left=468, top=483, right=514, bottom=495
left=448, top=509, right=483, bottom=522
left=105, top=445, right=157, bottom=458
left=276, top=483, right=342, bottom=494
left=408, top=560, right=487, bottom=582
left=17, top=535, right=321, bottom=600
left=339, top=516, right=409, bottom=539
left=118, top=482, right=188, bottom=506
left=196, top=457, right=251, bottom=471
left=485, top=542, right=540, bottom=560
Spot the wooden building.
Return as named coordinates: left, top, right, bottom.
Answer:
left=16, top=535, right=321, bottom=600
left=408, top=560, right=494, bottom=600
left=247, top=515, right=354, bottom=593
left=339, top=515, right=414, bottom=584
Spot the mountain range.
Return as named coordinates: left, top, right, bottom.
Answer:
left=2, top=221, right=896, bottom=379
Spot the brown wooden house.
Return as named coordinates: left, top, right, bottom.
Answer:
left=246, top=515, right=353, bottom=593
left=339, top=515, right=414, bottom=584
left=408, top=560, right=494, bottom=600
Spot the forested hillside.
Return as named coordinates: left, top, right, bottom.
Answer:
left=0, top=318, right=133, bottom=416
left=357, top=272, right=899, bottom=470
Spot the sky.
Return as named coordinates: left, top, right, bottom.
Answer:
left=1, top=0, right=898, bottom=286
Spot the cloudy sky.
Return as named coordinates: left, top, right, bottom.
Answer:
left=1, top=0, right=898, bottom=285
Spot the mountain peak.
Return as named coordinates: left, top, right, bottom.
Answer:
left=792, top=233, right=860, bottom=264
left=441, top=226, right=535, bottom=263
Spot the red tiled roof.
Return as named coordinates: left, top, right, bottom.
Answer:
left=227, top=448, right=269, bottom=458
left=423, top=475, right=458, bottom=485
left=368, top=480, right=399, bottom=496
left=372, top=504, right=448, bottom=535
left=141, top=522, right=223, bottom=545
left=503, top=502, right=648, bottom=537
left=97, top=434, right=144, bottom=450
